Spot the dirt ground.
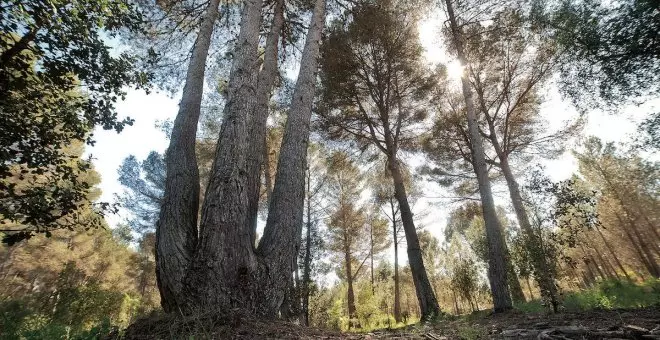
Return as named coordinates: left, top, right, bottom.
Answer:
left=118, top=306, right=660, bottom=339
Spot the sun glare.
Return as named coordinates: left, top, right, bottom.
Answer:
left=446, top=60, right=464, bottom=80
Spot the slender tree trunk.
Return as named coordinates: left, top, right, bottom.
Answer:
left=452, top=289, right=460, bottom=315
left=391, top=200, right=402, bottom=323
left=256, top=0, right=326, bottom=315
left=525, top=277, right=535, bottom=300
left=388, top=159, right=440, bottom=319
left=444, top=0, right=512, bottom=312
left=595, top=226, right=631, bottom=280
left=155, top=0, right=220, bottom=312
left=618, top=213, right=657, bottom=277
left=344, top=236, right=359, bottom=329
left=246, top=0, right=285, bottom=243
left=182, top=0, right=264, bottom=313
left=503, top=241, right=525, bottom=304
left=370, top=220, right=375, bottom=295
left=629, top=218, right=660, bottom=277
left=592, top=242, right=617, bottom=279
left=483, top=109, right=556, bottom=306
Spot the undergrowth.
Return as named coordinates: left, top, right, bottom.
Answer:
left=515, top=278, right=660, bottom=313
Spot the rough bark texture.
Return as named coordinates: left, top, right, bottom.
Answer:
left=392, top=204, right=402, bottom=323
left=345, top=240, right=359, bottom=329
left=444, top=0, right=513, bottom=312
left=182, top=0, right=264, bottom=313
left=301, top=171, right=313, bottom=326
left=246, top=0, right=285, bottom=243
left=389, top=158, right=441, bottom=319
left=256, top=0, right=326, bottom=312
left=155, top=0, right=220, bottom=312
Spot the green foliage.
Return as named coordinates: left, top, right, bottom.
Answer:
left=0, top=0, right=150, bottom=243
left=116, top=151, right=165, bottom=235
left=540, top=0, right=660, bottom=107
left=0, top=261, right=138, bottom=339
left=562, top=279, right=660, bottom=311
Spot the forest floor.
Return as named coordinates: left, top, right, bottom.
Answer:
left=118, top=306, right=660, bottom=340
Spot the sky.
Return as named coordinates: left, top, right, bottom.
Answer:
left=85, top=11, right=656, bottom=259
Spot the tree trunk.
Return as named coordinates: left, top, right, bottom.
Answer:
left=256, top=0, right=326, bottom=314
left=506, top=260, right=526, bottom=304
left=595, top=226, right=631, bottom=280
left=155, top=0, right=220, bottom=312
left=482, top=108, right=556, bottom=306
left=370, top=219, right=375, bottom=295
left=592, top=242, right=617, bottom=279
left=182, top=0, right=264, bottom=313
left=301, top=169, right=313, bottom=326
left=392, top=200, right=402, bottom=323
left=618, top=213, right=658, bottom=277
left=246, top=0, right=285, bottom=243
left=345, top=244, right=359, bottom=329
left=444, top=0, right=512, bottom=312
left=389, top=159, right=440, bottom=319
left=628, top=218, right=660, bottom=277
left=525, top=277, right=535, bottom=300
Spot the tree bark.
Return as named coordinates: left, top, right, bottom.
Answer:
left=370, top=219, right=375, bottom=295
left=345, top=239, right=359, bottom=329
left=301, top=169, right=313, bottom=326
left=388, top=159, right=440, bottom=319
left=391, top=200, right=402, bottom=323
left=155, top=0, right=220, bottom=312
left=444, top=0, right=512, bottom=312
left=246, top=0, right=285, bottom=243
left=255, top=0, right=326, bottom=314
left=182, top=0, right=264, bottom=313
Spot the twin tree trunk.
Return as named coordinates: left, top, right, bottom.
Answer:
left=444, top=0, right=513, bottom=312
left=483, top=116, right=555, bottom=306
left=156, top=0, right=327, bottom=315
left=155, top=0, right=221, bottom=312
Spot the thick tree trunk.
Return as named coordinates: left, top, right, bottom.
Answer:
left=389, top=159, right=440, bottom=319
left=444, top=0, right=512, bottom=312
left=301, top=169, right=313, bottom=326
left=155, top=0, right=220, bottom=312
left=255, top=0, right=326, bottom=314
left=182, top=0, right=264, bottom=313
left=246, top=0, right=285, bottom=243
left=392, top=200, right=402, bottom=323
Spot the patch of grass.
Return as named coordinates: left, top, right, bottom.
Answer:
left=563, top=279, right=660, bottom=311
left=513, top=279, right=660, bottom=313
left=515, top=299, right=545, bottom=313
left=456, top=324, right=487, bottom=340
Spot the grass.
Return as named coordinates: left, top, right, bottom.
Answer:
left=514, top=278, right=660, bottom=313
